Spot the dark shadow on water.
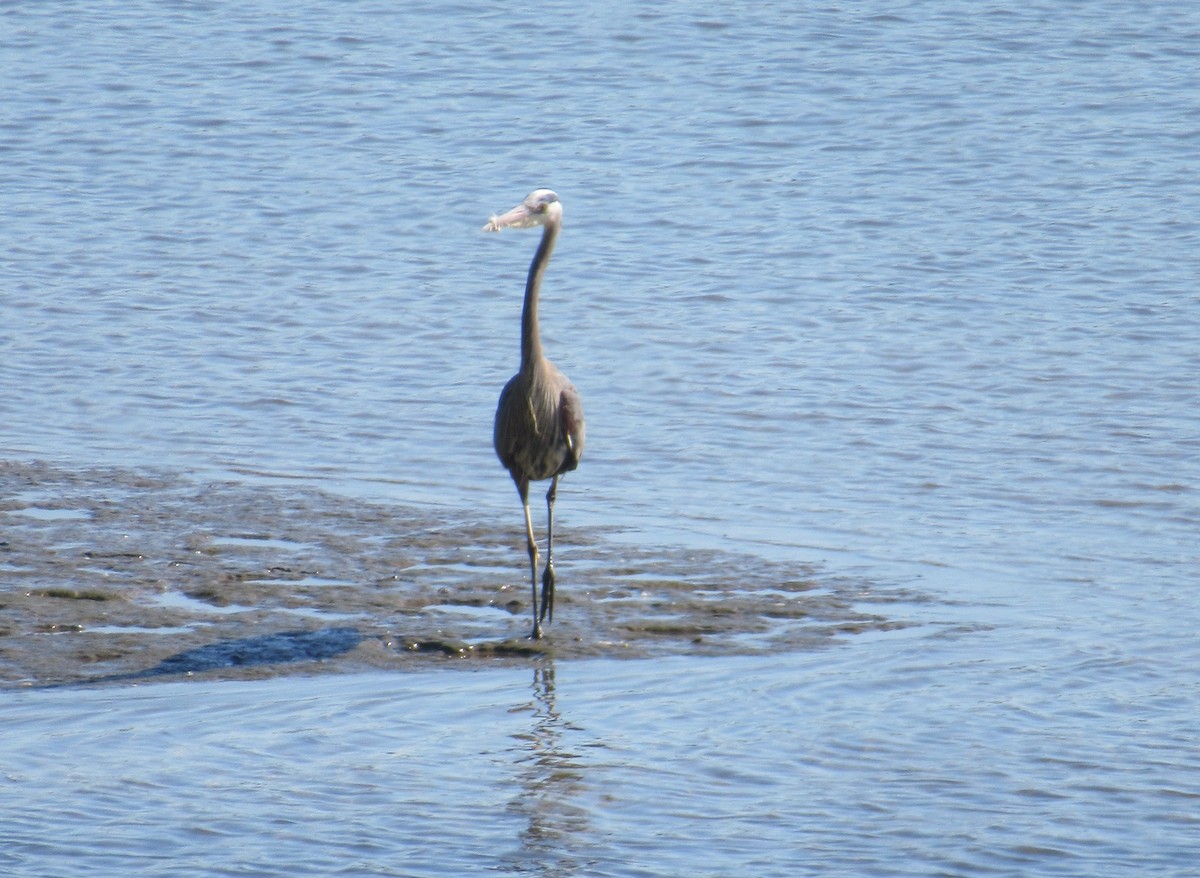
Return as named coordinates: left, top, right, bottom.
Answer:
left=147, top=627, right=364, bottom=676
left=46, top=628, right=365, bottom=689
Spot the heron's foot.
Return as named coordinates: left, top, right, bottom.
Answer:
left=540, top=562, right=556, bottom=624
left=530, top=619, right=544, bottom=641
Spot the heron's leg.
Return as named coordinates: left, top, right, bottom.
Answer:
left=540, top=475, right=558, bottom=624
left=518, top=479, right=542, bottom=639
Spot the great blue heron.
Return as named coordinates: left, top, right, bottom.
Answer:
left=484, top=189, right=586, bottom=640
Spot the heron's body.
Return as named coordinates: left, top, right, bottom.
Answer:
left=485, top=189, right=585, bottom=639
left=494, top=360, right=583, bottom=482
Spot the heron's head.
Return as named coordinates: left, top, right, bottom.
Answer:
left=482, top=189, right=561, bottom=232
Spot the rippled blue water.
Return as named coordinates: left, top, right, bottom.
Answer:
left=6, top=647, right=1198, bottom=877
left=4, top=1, right=1200, bottom=875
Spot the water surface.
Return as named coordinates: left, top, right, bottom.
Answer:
left=3, top=1, right=1199, bottom=875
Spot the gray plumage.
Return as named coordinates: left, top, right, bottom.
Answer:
left=484, top=189, right=585, bottom=640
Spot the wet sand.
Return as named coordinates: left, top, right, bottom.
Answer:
left=1, top=461, right=918, bottom=687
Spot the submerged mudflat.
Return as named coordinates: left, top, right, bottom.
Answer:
left=1, top=461, right=916, bottom=687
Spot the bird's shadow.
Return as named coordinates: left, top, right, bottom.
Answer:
left=46, top=627, right=365, bottom=689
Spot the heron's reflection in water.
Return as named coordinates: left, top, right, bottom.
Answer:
left=507, top=660, right=593, bottom=876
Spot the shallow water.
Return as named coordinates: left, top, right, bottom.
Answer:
left=6, top=649, right=1198, bottom=877
left=3, top=0, right=1200, bottom=874
left=0, top=460, right=912, bottom=686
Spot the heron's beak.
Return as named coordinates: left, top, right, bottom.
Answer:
left=482, top=202, right=536, bottom=233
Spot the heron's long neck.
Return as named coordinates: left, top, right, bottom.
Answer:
left=520, top=219, right=559, bottom=369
